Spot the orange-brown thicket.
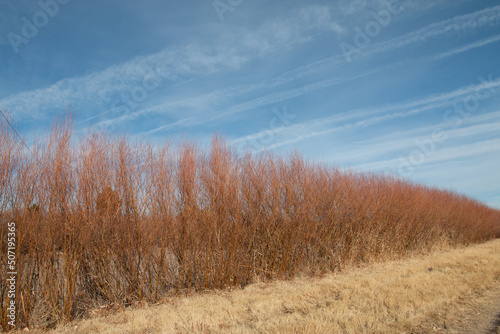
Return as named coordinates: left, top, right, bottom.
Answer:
left=1, top=117, right=499, bottom=330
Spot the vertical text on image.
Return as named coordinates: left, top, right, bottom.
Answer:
left=6, top=222, right=17, bottom=328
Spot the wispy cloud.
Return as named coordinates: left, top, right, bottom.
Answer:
left=3, top=3, right=498, bottom=133
left=259, top=76, right=500, bottom=150
left=0, top=4, right=343, bottom=122
left=141, top=5, right=500, bottom=135
left=337, top=0, right=472, bottom=16
left=429, top=33, right=500, bottom=60
left=351, top=137, right=500, bottom=173
left=327, top=111, right=500, bottom=164
left=356, top=5, right=500, bottom=58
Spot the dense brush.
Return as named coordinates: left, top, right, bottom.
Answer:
left=1, top=116, right=499, bottom=330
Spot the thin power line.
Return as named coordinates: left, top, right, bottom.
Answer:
left=0, top=109, right=37, bottom=159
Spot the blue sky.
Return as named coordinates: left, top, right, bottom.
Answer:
left=1, top=0, right=500, bottom=208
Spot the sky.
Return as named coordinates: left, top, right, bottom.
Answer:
left=0, top=0, right=499, bottom=208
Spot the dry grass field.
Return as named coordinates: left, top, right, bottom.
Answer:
left=1, top=115, right=500, bottom=331
left=47, top=238, right=500, bottom=334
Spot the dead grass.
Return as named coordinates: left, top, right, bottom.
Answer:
left=46, top=238, right=500, bottom=334
left=1, top=114, right=500, bottom=331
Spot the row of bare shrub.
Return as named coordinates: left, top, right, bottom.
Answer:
left=1, top=116, right=499, bottom=330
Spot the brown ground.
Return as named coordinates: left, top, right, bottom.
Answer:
left=21, top=239, right=500, bottom=334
